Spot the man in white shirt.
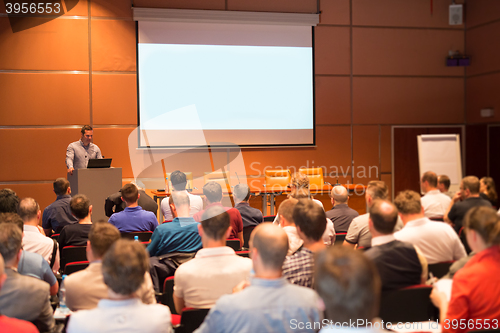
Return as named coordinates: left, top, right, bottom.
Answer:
left=394, top=190, right=466, bottom=264
left=160, top=170, right=203, bottom=221
left=420, top=171, right=452, bottom=219
left=278, top=198, right=303, bottom=255
left=173, top=205, right=252, bottom=314
left=18, top=198, right=60, bottom=273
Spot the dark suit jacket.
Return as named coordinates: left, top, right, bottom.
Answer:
left=105, top=189, right=158, bottom=217
left=0, top=268, right=54, bottom=333
left=235, top=202, right=263, bottom=228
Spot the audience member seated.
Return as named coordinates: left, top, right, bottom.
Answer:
left=315, top=246, right=380, bottom=333
left=161, top=170, right=203, bottom=221
left=195, top=223, right=321, bottom=333
left=42, top=178, right=78, bottom=236
left=364, top=200, right=428, bottom=291
left=105, top=183, right=158, bottom=217
left=18, top=198, right=60, bottom=273
left=325, top=185, right=359, bottom=233
left=67, top=239, right=172, bottom=333
left=421, top=171, right=452, bottom=219
left=288, top=188, right=336, bottom=246
left=480, top=177, right=498, bottom=207
left=438, top=174, right=454, bottom=199
left=395, top=190, right=467, bottom=264
left=173, top=205, right=252, bottom=314
left=431, top=206, right=500, bottom=333
left=233, top=184, right=263, bottom=228
left=445, top=176, right=492, bottom=233
left=0, top=223, right=54, bottom=333
left=58, top=194, right=93, bottom=250
left=193, top=182, right=243, bottom=245
left=108, top=183, right=158, bottom=233
left=278, top=198, right=303, bottom=255
left=0, top=254, right=38, bottom=333
left=0, top=213, right=58, bottom=296
left=345, top=181, right=403, bottom=249
left=148, top=191, right=202, bottom=257
left=283, top=199, right=327, bottom=288
left=289, top=172, right=324, bottom=209
left=65, top=223, right=156, bottom=311
left=0, top=188, right=19, bottom=213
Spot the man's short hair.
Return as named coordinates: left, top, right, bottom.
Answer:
left=17, top=197, right=39, bottom=221
left=70, top=194, right=91, bottom=220
left=293, top=199, right=327, bottom=242
left=201, top=205, right=230, bottom=241
left=233, top=184, right=251, bottom=202
left=89, top=223, right=121, bottom=258
left=0, top=189, right=19, bottom=213
left=422, top=171, right=438, bottom=188
left=120, top=183, right=139, bottom=203
left=251, top=223, right=288, bottom=271
left=462, top=176, right=480, bottom=194
left=315, top=247, right=381, bottom=323
left=203, top=182, right=223, bottom=203
left=53, top=178, right=70, bottom=196
left=0, top=222, right=22, bottom=262
left=102, top=239, right=148, bottom=296
left=0, top=213, right=23, bottom=231
left=394, top=190, right=422, bottom=215
left=170, top=170, right=187, bottom=191
left=366, top=181, right=388, bottom=200
left=81, top=125, right=92, bottom=134
left=369, top=200, right=398, bottom=235
left=170, top=191, right=190, bottom=208
left=331, top=185, right=348, bottom=204
left=438, top=175, right=451, bottom=190
left=278, top=198, right=298, bottom=224
left=290, top=172, right=309, bottom=189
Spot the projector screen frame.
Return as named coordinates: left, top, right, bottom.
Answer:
left=134, top=17, right=317, bottom=149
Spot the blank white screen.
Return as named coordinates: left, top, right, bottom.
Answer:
left=137, top=21, right=314, bottom=147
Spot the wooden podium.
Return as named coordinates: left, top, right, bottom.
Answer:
left=68, top=168, right=122, bottom=222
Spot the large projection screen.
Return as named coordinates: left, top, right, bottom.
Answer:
left=137, top=20, right=315, bottom=148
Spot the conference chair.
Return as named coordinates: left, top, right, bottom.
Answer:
left=50, top=233, right=60, bottom=242
left=235, top=250, right=250, bottom=258
left=264, top=169, right=290, bottom=192
left=334, top=233, right=347, bottom=246
left=60, top=245, right=87, bottom=272
left=176, top=308, right=210, bottom=333
left=428, top=261, right=455, bottom=279
left=166, top=172, right=194, bottom=191
left=226, top=239, right=241, bottom=251
left=120, top=231, right=153, bottom=242
left=379, top=284, right=438, bottom=323
left=162, top=276, right=177, bottom=315
left=204, top=171, right=231, bottom=192
left=242, top=226, right=256, bottom=248
left=263, top=215, right=276, bottom=222
left=298, top=167, right=325, bottom=191
left=64, top=261, right=89, bottom=275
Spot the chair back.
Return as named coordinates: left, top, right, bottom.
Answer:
left=50, top=234, right=60, bottom=242
left=235, top=250, right=250, bottom=258
left=178, top=308, right=210, bottom=333
left=264, top=170, right=290, bottom=191
left=64, top=261, right=89, bottom=275
left=204, top=171, right=231, bottom=192
left=121, top=231, right=153, bottom=242
left=379, top=284, right=438, bottom=323
left=226, top=239, right=241, bottom=251
left=166, top=172, right=194, bottom=191
left=61, top=246, right=87, bottom=271
left=428, top=261, right=454, bottom=279
left=299, top=168, right=324, bottom=190
left=334, top=233, right=347, bottom=246
left=263, top=215, right=275, bottom=222
left=243, top=226, right=256, bottom=248
left=161, top=276, right=177, bottom=315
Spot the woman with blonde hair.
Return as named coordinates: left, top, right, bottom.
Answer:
left=431, top=206, right=500, bottom=333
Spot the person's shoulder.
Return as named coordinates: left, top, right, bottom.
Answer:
left=285, top=282, right=320, bottom=301
left=352, top=213, right=368, bottom=224
left=9, top=271, right=49, bottom=293
left=0, top=316, right=39, bottom=333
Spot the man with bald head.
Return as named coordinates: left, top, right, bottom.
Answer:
left=18, top=198, right=60, bottom=273
left=364, top=200, right=428, bottom=291
left=195, top=223, right=322, bottom=333
left=325, top=185, right=359, bottom=233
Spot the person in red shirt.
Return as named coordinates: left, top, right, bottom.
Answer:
left=0, top=254, right=38, bottom=333
left=431, top=206, right=500, bottom=333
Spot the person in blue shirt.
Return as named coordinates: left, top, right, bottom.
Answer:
left=108, top=184, right=158, bottom=233
left=147, top=191, right=202, bottom=257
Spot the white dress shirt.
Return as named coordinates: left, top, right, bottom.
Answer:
left=23, top=225, right=60, bottom=273
left=421, top=189, right=452, bottom=218
left=160, top=190, right=204, bottom=221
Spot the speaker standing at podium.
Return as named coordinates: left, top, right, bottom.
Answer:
left=66, top=125, right=102, bottom=175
